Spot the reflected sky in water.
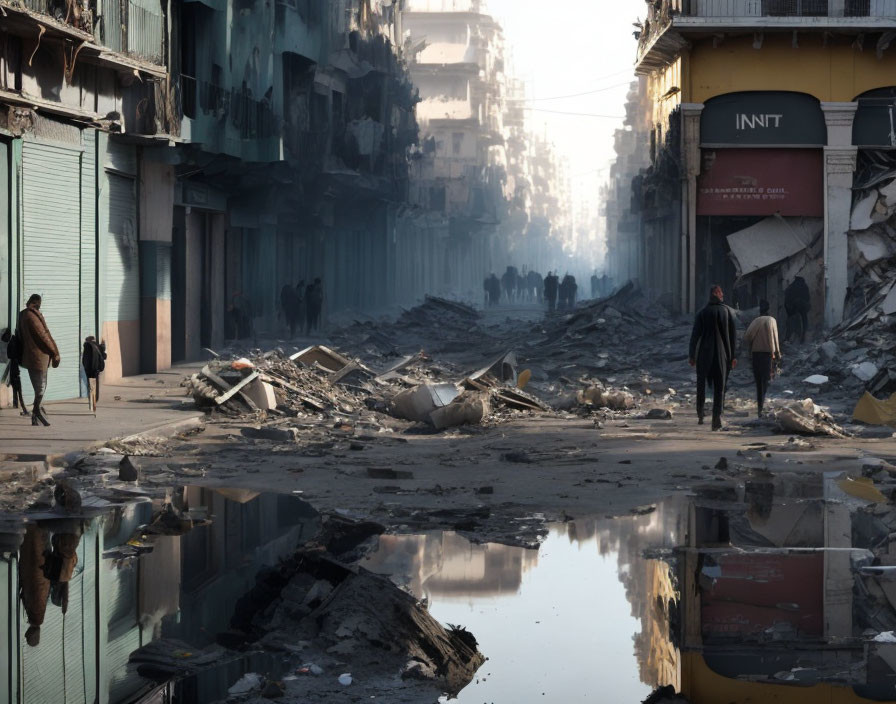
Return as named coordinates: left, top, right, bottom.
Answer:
left=366, top=525, right=656, bottom=703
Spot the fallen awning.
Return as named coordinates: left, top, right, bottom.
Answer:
left=727, top=216, right=823, bottom=277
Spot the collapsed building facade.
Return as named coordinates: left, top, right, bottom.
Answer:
left=0, top=0, right=570, bottom=405
left=607, top=0, right=896, bottom=328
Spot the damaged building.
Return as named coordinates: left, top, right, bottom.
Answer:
left=609, top=0, right=896, bottom=329
left=0, top=0, right=569, bottom=408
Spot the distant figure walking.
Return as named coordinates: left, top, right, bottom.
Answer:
left=19, top=294, right=59, bottom=427
left=784, top=276, right=811, bottom=343
left=742, top=300, right=781, bottom=419
left=527, top=270, right=544, bottom=303
left=501, top=266, right=519, bottom=304
left=2, top=327, right=28, bottom=415
left=484, top=274, right=501, bottom=307
left=280, top=283, right=300, bottom=337
left=294, top=281, right=306, bottom=334
left=559, top=274, right=578, bottom=311
left=544, top=271, right=559, bottom=312
left=81, top=336, right=106, bottom=413
left=305, top=278, right=324, bottom=334
left=689, top=285, right=738, bottom=431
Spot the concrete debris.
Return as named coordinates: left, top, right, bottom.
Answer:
left=390, top=383, right=460, bottom=423
left=228, top=672, right=264, bottom=695
left=430, top=392, right=491, bottom=430
left=577, top=386, right=636, bottom=410
left=803, top=375, right=829, bottom=385
left=853, top=361, right=880, bottom=382
left=774, top=399, right=847, bottom=438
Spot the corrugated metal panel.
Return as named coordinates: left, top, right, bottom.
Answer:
left=81, top=130, right=97, bottom=341
left=104, top=173, right=139, bottom=322
left=22, top=141, right=83, bottom=401
left=21, top=532, right=91, bottom=704
left=104, top=558, right=141, bottom=703
left=128, top=0, right=164, bottom=64
left=105, top=139, right=137, bottom=176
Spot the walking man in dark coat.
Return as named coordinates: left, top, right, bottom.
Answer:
left=784, top=276, right=811, bottom=343
left=689, top=285, right=738, bottom=430
left=544, top=272, right=559, bottom=312
left=19, top=294, right=59, bottom=427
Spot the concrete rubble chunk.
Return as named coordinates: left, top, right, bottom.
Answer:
left=853, top=361, right=880, bottom=382
left=240, top=426, right=300, bottom=443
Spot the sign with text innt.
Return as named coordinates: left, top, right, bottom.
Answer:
left=701, top=92, right=827, bottom=147
left=697, top=149, right=824, bottom=217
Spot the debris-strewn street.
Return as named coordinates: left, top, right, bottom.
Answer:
left=5, top=292, right=896, bottom=702
left=7, top=0, right=896, bottom=700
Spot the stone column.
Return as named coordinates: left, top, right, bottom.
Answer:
left=820, top=102, right=858, bottom=328
left=681, top=103, right=704, bottom=315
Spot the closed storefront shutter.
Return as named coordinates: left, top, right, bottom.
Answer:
left=22, top=141, right=83, bottom=401
left=104, top=173, right=139, bottom=323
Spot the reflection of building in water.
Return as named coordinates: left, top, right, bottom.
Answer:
left=669, top=473, right=896, bottom=703
left=0, top=488, right=316, bottom=704
left=561, top=499, right=687, bottom=691
left=364, top=532, right=540, bottom=601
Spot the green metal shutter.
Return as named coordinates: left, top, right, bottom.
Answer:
left=81, top=130, right=97, bottom=343
left=103, top=173, right=139, bottom=324
left=20, top=530, right=94, bottom=704
left=21, top=141, right=83, bottom=401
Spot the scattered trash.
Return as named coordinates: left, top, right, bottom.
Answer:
left=228, top=672, right=264, bottom=695
left=803, top=375, right=829, bottom=385
left=774, top=399, right=847, bottom=437
left=338, top=673, right=353, bottom=686
left=853, top=392, right=896, bottom=428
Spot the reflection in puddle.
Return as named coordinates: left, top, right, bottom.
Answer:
left=365, top=471, right=896, bottom=703
left=1, top=487, right=317, bottom=704
left=363, top=501, right=687, bottom=702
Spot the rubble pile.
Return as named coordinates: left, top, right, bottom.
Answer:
left=330, top=295, right=490, bottom=356
left=184, top=342, right=551, bottom=434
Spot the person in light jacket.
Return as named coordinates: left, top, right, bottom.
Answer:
left=743, top=300, right=782, bottom=418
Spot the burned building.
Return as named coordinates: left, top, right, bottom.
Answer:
left=616, top=0, right=896, bottom=328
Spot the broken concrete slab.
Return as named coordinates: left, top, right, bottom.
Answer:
left=241, top=426, right=300, bottom=443
left=290, top=346, right=353, bottom=373
left=430, top=392, right=490, bottom=430
left=390, top=383, right=460, bottom=423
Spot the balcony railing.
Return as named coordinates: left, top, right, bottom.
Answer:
left=19, top=0, right=164, bottom=64
left=673, top=0, right=890, bottom=18
left=181, top=75, right=280, bottom=141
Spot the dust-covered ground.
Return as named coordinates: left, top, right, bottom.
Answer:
left=7, top=293, right=896, bottom=703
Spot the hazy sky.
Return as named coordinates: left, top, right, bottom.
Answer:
left=485, top=0, right=643, bottom=221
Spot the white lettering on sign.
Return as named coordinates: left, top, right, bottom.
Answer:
left=736, top=114, right=784, bottom=130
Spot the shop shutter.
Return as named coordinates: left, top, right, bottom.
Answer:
left=104, top=173, right=139, bottom=324
left=22, top=141, right=83, bottom=401
left=20, top=529, right=95, bottom=704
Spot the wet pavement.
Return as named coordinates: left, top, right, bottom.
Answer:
left=5, top=466, right=896, bottom=702
left=1, top=487, right=318, bottom=704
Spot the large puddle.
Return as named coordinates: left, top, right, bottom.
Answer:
left=0, top=486, right=318, bottom=704
left=5, top=468, right=896, bottom=703
left=363, top=470, right=896, bottom=703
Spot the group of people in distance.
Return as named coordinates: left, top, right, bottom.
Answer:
left=279, top=278, right=324, bottom=337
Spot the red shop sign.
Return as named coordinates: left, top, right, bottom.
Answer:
left=697, top=148, right=824, bottom=217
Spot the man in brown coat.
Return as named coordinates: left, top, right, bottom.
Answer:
left=19, top=294, right=60, bottom=426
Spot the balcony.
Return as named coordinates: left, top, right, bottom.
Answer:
left=9, top=0, right=164, bottom=66
left=637, top=0, right=896, bottom=70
